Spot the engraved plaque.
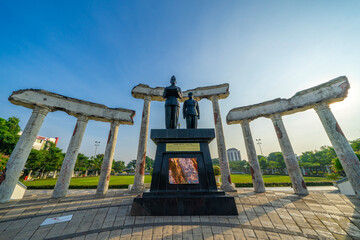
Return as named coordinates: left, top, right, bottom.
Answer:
left=166, top=143, right=200, bottom=152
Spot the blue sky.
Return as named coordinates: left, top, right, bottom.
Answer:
left=1, top=1, right=360, bottom=163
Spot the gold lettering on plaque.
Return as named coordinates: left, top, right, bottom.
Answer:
left=166, top=143, right=200, bottom=152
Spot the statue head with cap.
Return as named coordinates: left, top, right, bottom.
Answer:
left=170, top=75, right=177, bottom=85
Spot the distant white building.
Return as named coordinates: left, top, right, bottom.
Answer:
left=227, top=148, right=241, bottom=161
left=19, top=132, right=58, bottom=150
left=33, top=136, right=59, bottom=150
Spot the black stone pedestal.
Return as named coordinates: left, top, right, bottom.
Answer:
left=130, top=129, right=237, bottom=216
left=131, top=191, right=237, bottom=216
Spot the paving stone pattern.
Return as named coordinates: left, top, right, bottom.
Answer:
left=0, top=189, right=359, bottom=240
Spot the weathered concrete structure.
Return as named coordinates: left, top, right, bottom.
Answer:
left=240, top=120, right=265, bottom=193
left=131, top=96, right=151, bottom=192
left=96, top=120, right=120, bottom=196
left=53, top=116, right=88, bottom=198
left=131, top=83, right=236, bottom=192
left=314, top=103, right=360, bottom=198
left=0, top=106, right=49, bottom=202
left=270, top=114, right=308, bottom=195
left=211, top=95, right=235, bottom=191
left=227, top=76, right=360, bottom=197
left=0, top=89, right=135, bottom=202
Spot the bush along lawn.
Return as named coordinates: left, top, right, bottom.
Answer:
left=235, top=181, right=333, bottom=188
left=21, top=174, right=332, bottom=189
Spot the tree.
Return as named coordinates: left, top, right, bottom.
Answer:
left=145, top=156, right=154, bottom=170
left=229, top=160, right=248, bottom=172
left=299, top=146, right=335, bottom=175
left=75, top=153, right=90, bottom=175
left=126, top=160, right=137, bottom=170
left=299, top=151, right=320, bottom=174
left=26, top=149, right=46, bottom=178
left=0, top=117, right=21, bottom=155
left=0, top=153, right=9, bottom=172
left=212, top=158, right=219, bottom=166
left=25, top=143, right=64, bottom=179
left=332, top=157, right=343, bottom=172
left=112, top=160, right=125, bottom=173
left=267, top=161, right=278, bottom=174
left=314, top=146, right=335, bottom=170
left=90, top=154, right=104, bottom=174
left=332, top=153, right=360, bottom=173
left=44, top=143, right=64, bottom=177
left=258, top=155, right=268, bottom=172
left=351, top=139, right=360, bottom=152
left=267, top=152, right=286, bottom=174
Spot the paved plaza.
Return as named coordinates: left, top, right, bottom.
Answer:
left=0, top=188, right=359, bottom=240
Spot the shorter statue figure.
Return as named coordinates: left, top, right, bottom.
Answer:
left=183, top=92, right=200, bottom=129
left=163, top=76, right=183, bottom=129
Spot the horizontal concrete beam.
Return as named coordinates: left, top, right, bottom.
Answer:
left=9, top=89, right=135, bottom=124
left=131, top=83, right=229, bottom=102
left=227, top=76, right=349, bottom=124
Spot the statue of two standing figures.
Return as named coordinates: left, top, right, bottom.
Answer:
left=163, top=76, right=200, bottom=129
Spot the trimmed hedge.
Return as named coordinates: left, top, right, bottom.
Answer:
left=235, top=181, right=333, bottom=187
left=26, top=182, right=333, bottom=189
left=26, top=184, right=129, bottom=189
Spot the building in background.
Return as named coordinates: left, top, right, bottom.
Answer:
left=33, top=136, right=59, bottom=150
left=18, top=132, right=59, bottom=150
left=227, top=148, right=241, bottom=161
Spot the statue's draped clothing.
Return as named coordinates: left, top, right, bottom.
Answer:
left=163, top=85, right=182, bottom=129
left=183, top=98, right=200, bottom=129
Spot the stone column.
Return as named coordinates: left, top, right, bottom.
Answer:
left=314, top=103, right=360, bottom=198
left=96, top=121, right=120, bottom=196
left=270, top=114, right=308, bottom=195
left=52, top=116, right=88, bottom=198
left=211, top=96, right=236, bottom=191
left=0, top=106, right=49, bottom=202
left=240, top=120, right=265, bottom=193
left=131, top=96, right=151, bottom=192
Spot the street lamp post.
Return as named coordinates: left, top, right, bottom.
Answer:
left=256, top=139, right=264, bottom=156
left=94, top=141, right=100, bottom=157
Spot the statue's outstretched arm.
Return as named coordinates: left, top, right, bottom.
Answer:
left=162, top=89, right=167, bottom=99
left=178, top=88, right=183, bottom=98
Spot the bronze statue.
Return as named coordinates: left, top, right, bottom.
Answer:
left=183, top=92, right=200, bottom=129
left=162, top=76, right=183, bottom=129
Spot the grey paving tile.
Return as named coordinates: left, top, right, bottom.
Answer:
left=0, top=189, right=359, bottom=240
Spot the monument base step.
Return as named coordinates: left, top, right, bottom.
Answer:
left=130, top=192, right=238, bottom=216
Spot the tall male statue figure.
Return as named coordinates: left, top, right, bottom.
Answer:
left=183, top=92, right=200, bottom=129
left=163, top=75, right=183, bottom=129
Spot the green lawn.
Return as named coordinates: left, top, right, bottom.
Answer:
left=231, top=175, right=328, bottom=183
left=21, top=174, right=329, bottom=187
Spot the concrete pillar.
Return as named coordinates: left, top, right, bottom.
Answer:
left=270, top=114, right=308, bottom=195
left=211, top=96, right=236, bottom=192
left=52, top=116, right=88, bottom=198
left=131, top=96, right=151, bottom=192
left=96, top=121, right=120, bottom=196
left=240, top=120, right=265, bottom=193
left=314, top=103, right=360, bottom=198
left=0, top=106, right=49, bottom=202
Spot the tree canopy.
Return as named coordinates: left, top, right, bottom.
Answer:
left=113, top=160, right=126, bottom=173
left=0, top=153, right=9, bottom=172
left=0, top=117, right=21, bottom=155
left=351, top=139, right=360, bottom=152
left=25, top=143, right=64, bottom=177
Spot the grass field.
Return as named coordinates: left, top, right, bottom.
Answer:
left=21, top=174, right=329, bottom=187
